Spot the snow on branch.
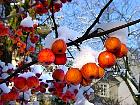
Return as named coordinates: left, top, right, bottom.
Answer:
left=67, top=18, right=140, bottom=47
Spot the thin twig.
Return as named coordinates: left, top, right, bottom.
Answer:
left=83, top=0, right=113, bottom=37
left=67, top=48, right=74, bottom=59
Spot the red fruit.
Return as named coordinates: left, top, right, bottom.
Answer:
left=98, top=51, right=116, bottom=68
left=81, top=63, right=99, bottom=80
left=35, top=3, right=43, bottom=9
left=40, top=87, right=46, bottom=93
left=53, top=82, right=65, bottom=92
left=14, top=77, right=27, bottom=90
left=35, top=3, right=48, bottom=14
left=115, top=43, right=128, bottom=58
left=38, top=48, right=55, bottom=63
left=15, top=29, right=22, bottom=36
left=1, top=93, right=9, bottom=102
left=65, top=68, right=82, bottom=85
left=20, top=85, right=29, bottom=92
left=105, top=37, right=121, bottom=53
left=54, top=2, right=62, bottom=9
left=8, top=91, right=19, bottom=101
left=54, top=53, right=67, bottom=65
left=42, top=1, right=48, bottom=6
left=1, top=91, right=19, bottom=102
left=29, top=46, right=35, bottom=52
left=27, top=76, right=39, bottom=88
left=51, top=39, right=67, bottom=54
left=0, top=100, right=4, bottom=105
left=52, top=69, right=65, bottom=81
left=49, top=1, right=62, bottom=13
left=17, top=41, right=22, bottom=47
left=30, top=36, right=39, bottom=43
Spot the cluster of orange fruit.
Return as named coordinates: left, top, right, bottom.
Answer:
left=36, top=36, right=128, bottom=103
left=98, top=37, right=128, bottom=68
left=38, top=39, right=67, bottom=65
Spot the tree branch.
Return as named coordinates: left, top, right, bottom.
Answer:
left=67, top=18, right=140, bottom=46
left=83, top=0, right=113, bottom=37
left=0, top=60, right=38, bottom=84
left=51, top=0, right=59, bottom=38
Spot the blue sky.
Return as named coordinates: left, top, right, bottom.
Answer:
left=54, top=0, right=140, bottom=49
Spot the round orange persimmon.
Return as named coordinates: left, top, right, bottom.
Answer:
left=98, top=51, right=116, bottom=68
left=115, top=43, right=128, bottom=58
left=38, top=48, right=55, bottom=63
left=105, top=37, right=121, bottom=53
left=81, top=63, right=99, bottom=80
left=51, top=39, right=67, bottom=54
left=52, top=69, right=65, bottom=81
left=65, top=68, right=82, bottom=85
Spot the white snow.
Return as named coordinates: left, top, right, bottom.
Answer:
left=72, top=46, right=98, bottom=69
left=0, top=61, right=5, bottom=68
left=33, top=20, right=38, bottom=26
left=1, top=73, right=9, bottom=79
left=93, top=21, right=128, bottom=44
left=7, top=63, right=15, bottom=69
left=74, top=97, right=94, bottom=105
left=57, top=26, right=82, bottom=43
left=2, top=65, right=8, bottom=72
left=67, top=84, right=80, bottom=93
left=33, top=101, right=39, bottom=105
left=30, top=65, right=44, bottom=74
left=18, top=72, right=35, bottom=79
left=63, top=85, right=68, bottom=93
left=39, top=72, right=53, bottom=80
left=41, top=34, right=55, bottom=48
left=20, top=92, right=30, bottom=101
left=57, top=65, right=68, bottom=74
left=20, top=13, right=34, bottom=27
left=0, top=83, right=11, bottom=93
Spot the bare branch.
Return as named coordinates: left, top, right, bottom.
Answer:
left=67, top=18, right=140, bottom=47
left=51, top=0, right=58, bottom=38
left=83, top=0, right=113, bottom=37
